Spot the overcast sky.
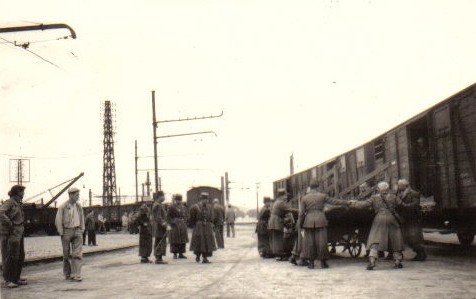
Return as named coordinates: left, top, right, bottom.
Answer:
left=1, top=0, right=476, bottom=209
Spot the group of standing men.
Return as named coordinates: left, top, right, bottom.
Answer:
left=256, top=177, right=426, bottom=271
left=0, top=185, right=86, bottom=288
left=133, top=191, right=235, bottom=264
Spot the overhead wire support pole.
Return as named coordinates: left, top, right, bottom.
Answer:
left=152, top=91, right=160, bottom=193
left=151, top=91, right=222, bottom=194
left=0, top=23, right=77, bottom=39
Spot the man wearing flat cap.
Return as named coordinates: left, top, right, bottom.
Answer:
left=55, top=187, right=85, bottom=281
left=151, top=191, right=169, bottom=264
left=0, top=185, right=27, bottom=288
left=212, top=198, right=225, bottom=248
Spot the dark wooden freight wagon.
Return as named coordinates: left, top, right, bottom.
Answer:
left=274, top=82, right=476, bottom=247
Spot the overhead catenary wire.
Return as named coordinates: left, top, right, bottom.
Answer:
left=0, top=36, right=63, bottom=70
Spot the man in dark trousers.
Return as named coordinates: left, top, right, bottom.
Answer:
left=299, top=178, right=349, bottom=269
left=397, top=178, right=427, bottom=261
left=0, top=185, right=27, bottom=288
left=212, top=198, right=225, bottom=248
left=268, top=188, right=294, bottom=261
left=151, top=191, right=169, bottom=264
left=167, top=194, right=189, bottom=259
left=256, top=196, right=272, bottom=258
left=134, top=203, right=153, bottom=263
left=85, top=210, right=97, bottom=246
left=189, top=192, right=217, bottom=263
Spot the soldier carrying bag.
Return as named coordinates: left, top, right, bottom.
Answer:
left=381, top=195, right=405, bottom=226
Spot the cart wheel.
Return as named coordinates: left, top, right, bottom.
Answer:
left=344, top=233, right=362, bottom=258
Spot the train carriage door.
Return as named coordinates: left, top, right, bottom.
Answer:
left=430, top=105, right=457, bottom=209
left=408, top=116, right=432, bottom=197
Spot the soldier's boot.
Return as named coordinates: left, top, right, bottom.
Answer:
left=366, top=257, right=376, bottom=270
left=173, top=253, right=178, bottom=259
left=155, top=255, right=168, bottom=264
left=394, top=259, right=403, bottom=269
left=307, top=260, right=315, bottom=269
left=289, top=256, right=297, bottom=265
left=141, top=257, right=151, bottom=263
left=320, top=259, right=329, bottom=269
left=385, top=252, right=394, bottom=261
left=195, top=254, right=201, bottom=263
left=202, top=257, right=211, bottom=264
left=178, top=253, right=187, bottom=259
left=364, top=250, right=370, bottom=258
left=412, top=250, right=426, bottom=261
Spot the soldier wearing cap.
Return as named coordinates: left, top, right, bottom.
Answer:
left=397, top=178, right=426, bottom=261
left=55, top=187, right=85, bottom=281
left=267, top=188, right=295, bottom=261
left=0, top=185, right=27, bottom=288
left=133, top=203, right=153, bottom=263
left=189, top=192, right=217, bottom=263
left=256, top=196, right=272, bottom=258
left=212, top=198, right=225, bottom=248
left=299, top=178, right=350, bottom=269
left=167, top=194, right=189, bottom=259
left=151, top=191, right=169, bottom=264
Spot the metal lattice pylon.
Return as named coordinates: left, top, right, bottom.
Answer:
left=102, top=101, right=117, bottom=205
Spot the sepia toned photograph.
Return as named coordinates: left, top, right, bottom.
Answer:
left=1, top=1, right=475, bottom=298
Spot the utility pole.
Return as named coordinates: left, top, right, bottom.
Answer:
left=225, top=172, right=230, bottom=204
left=141, top=183, right=145, bottom=201
left=256, top=182, right=260, bottom=220
left=152, top=91, right=159, bottom=193
left=151, top=90, right=223, bottom=194
left=135, top=140, right=138, bottom=203
left=146, top=172, right=151, bottom=197
left=89, top=189, right=92, bottom=207
left=221, top=176, right=225, bottom=206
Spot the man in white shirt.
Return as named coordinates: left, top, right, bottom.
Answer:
left=55, top=187, right=85, bottom=282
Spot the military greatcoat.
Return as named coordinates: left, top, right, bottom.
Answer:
left=189, top=203, right=217, bottom=257
left=299, top=190, right=349, bottom=260
left=151, top=201, right=168, bottom=257
left=167, top=203, right=189, bottom=254
left=353, top=193, right=405, bottom=252
left=134, top=205, right=152, bottom=258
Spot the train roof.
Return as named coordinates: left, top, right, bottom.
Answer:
left=274, top=81, right=476, bottom=183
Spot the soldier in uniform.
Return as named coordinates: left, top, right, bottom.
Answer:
left=267, top=188, right=294, bottom=261
left=134, top=203, right=153, bottom=263
left=167, top=194, right=189, bottom=259
left=397, top=179, right=426, bottom=261
left=0, top=185, right=27, bottom=288
left=256, top=196, right=272, bottom=258
left=351, top=181, right=405, bottom=270
left=299, top=178, right=350, bottom=269
left=189, top=192, right=217, bottom=263
left=212, top=198, right=225, bottom=249
left=151, top=191, right=169, bottom=264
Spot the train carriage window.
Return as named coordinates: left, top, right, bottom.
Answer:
left=356, top=147, right=365, bottom=167
left=374, top=138, right=385, bottom=161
